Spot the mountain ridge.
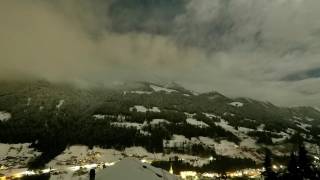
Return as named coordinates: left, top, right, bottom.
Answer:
left=0, top=80, right=319, bottom=171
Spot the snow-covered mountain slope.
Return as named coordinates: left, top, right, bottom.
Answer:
left=0, top=80, right=320, bottom=174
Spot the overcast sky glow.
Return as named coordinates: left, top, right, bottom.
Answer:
left=1, top=0, right=320, bottom=107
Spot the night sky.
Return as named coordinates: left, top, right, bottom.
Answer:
left=1, top=0, right=320, bottom=107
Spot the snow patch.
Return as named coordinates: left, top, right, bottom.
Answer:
left=27, top=97, right=32, bottom=106
left=313, top=107, right=320, bottom=112
left=93, top=114, right=107, bottom=120
left=215, top=119, right=237, bottom=134
left=294, top=120, right=312, bottom=132
left=164, top=135, right=189, bottom=148
left=212, top=140, right=239, bottom=157
left=150, top=85, right=177, bottom=93
left=125, top=91, right=153, bottom=95
left=203, top=113, right=221, bottom=119
left=150, top=119, right=170, bottom=125
left=93, top=114, right=127, bottom=121
left=238, top=127, right=254, bottom=134
left=111, top=122, right=142, bottom=129
left=191, top=91, right=199, bottom=96
left=149, top=107, right=161, bottom=113
left=240, top=138, right=258, bottom=149
left=257, top=124, right=265, bottom=131
left=272, top=132, right=291, bottom=143
left=286, top=128, right=296, bottom=135
left=293, top=116, right=302, bottom=120
left=186, top=118, right=209, bottom=128
left=0, top=111, right=11, bottom=121
left=56, top=100, right=65, bottom=109
left=130, top=106, right=161, bottom=113
left=223, top=112, right=235, bottom=116
left=111, top=122, right=150, bottom=136
left=229, top=102, right=244, bottom=107
left=213, top=140, right=261, bottom=160
left=306, top=117, right=314, bottom=122
left=184, top=112, right=196, bottom=118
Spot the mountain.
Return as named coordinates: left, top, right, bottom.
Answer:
left=0, top=80, right=320, bottom=176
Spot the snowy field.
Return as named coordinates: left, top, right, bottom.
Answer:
left=0, top=111, right=11, bottom=121
left=129, top=105, right=161, bottom=113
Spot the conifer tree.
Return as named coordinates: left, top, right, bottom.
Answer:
left=297, top=145, right=315, bottom=179
left=263, top=148, right=277, bottom=180
left=286, top=152, right=301, bottom=180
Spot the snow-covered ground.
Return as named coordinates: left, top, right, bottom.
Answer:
left=93, top=114, right=127, bottom=121
left=257, top=124, right=265, bottom=131
left=313, top=107, right=320, bottom=112
left=111, top=122, right=143, bottom=129
left=47, top=146, right=122, bottom=180
left=164, top=135, right=190, bottom=148
left=0, top=143, right=41, bottom=172
left=150, top=119, right=170, bottom=125
left=150, top=85, right=177, bottom=93
left=184, top=112, right=196, bottom=119
left=306, top=117, right=314, bottom=122
left=149, top=107, right=161, bottom=113
left=186, top=118, right=209, bottom=128
left=215, top=119, right=238, bottom=135
left=27, top=97, right=32, bottom=106
left=43, top=145, right=214, bottom=179
left=294, top=120, right=312, bottom=132
left=56, top=100, right=65, bottom=109
left=164, top=134, right=262, bottom=161
left=130, top=105, right=161, bottom=113
left=93, top=114, right=106, bottom=120
left=111, top=121, right=150, bottom=135
left=95, top=158, right=179, bottom=180
left=272, top=132, right=291, bottom=143
left=124, top=91, right=153, bottom=95
left=229, top=102, right=244, bottom=107
left=203, top=113, right=220, bottom=119
left=48, top=146, right=122, bottom=167
left=0, top=111, right=11, bottom=121
left=129, top=106, right=147, bottom=113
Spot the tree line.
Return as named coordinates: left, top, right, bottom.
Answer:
left=263, top=144, right=320, bottom=180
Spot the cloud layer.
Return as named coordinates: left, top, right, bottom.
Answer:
left=1, top=0, right=320, bottom=107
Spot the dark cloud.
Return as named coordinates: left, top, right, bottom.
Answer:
left=107, top=0, right=186, bottom=35
left=1, top=0, right=320, bottom=107
left=283, top=68, right=320, bottom=81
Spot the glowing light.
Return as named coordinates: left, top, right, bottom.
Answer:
left=69, top=165, right=81, bottom=171
left=228, top=171, right=243, bottom=177
left=22, top=170, right=37, bottom=176
left=169, top=165, right=173, bottom=174
left=13, top=173, right=23, bottom=179
left=141, top=159, right=152, bottom=164
left=202, top=172, right=219, bottom=178
left=105, top=161, right=116, bottom=167
left=180, top=171, right=198, bottom=179
left=42, top=168, right=52, bottom=174
left=83, top=164, right=97, bottom=169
